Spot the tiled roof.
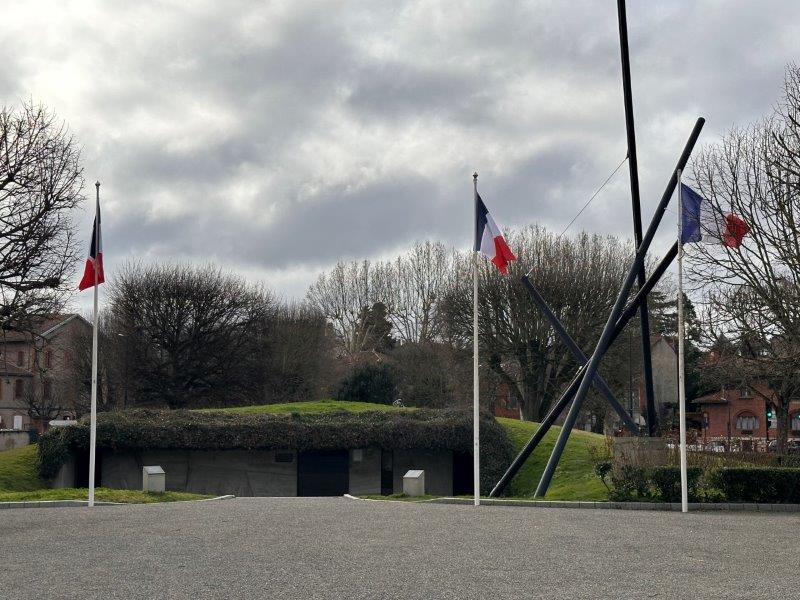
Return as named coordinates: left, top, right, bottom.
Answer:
left=0, top=313, right=85, bottom=341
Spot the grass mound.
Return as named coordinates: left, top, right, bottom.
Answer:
left=498, top=418, right=607, bottom=501
left=202, top=399, right=410, bottom=414
left=0, top=487, right=211, bottom=503
left=0, top=445, right=45, bottom=492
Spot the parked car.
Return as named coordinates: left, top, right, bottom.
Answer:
left=767, top=439, right=800, bottom=454
left=705, top=441, right=726, bottom=453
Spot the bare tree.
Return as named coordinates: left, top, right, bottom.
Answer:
left=380, top=241, right=454, bottom=344
left=688, top=64, right=800, bottom=452
left=438, top=226, right=634, bottom=421
left=306, top=260, right=384, bottom=358
left=0, top=103, right=83, bottom=323
left=107, top=263, right=271, bottom=409
left=260, top=302, right=338, bottom=403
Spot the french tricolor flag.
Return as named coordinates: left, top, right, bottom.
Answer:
left=680, top=184, right=749, bottom=248
left=475, top=193, right=516, bottom=274
left=78, top=197, right=105, bottom=291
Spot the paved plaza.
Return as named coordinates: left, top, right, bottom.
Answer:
left=1, top=497, right=798, bottom=599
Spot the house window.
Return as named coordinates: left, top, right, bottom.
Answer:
left=740, top=387, right=752, bottom=398
left=44, top=351, right=52, bottom=369
left=14, top=379, right=24, bottom=399
left=43, top=380, right=52, bottom=399
left=792, top=414, right=800, bottom=432
left=16, top=351, right=24, bottom=367
left=736, top=413, right=758, bottom=434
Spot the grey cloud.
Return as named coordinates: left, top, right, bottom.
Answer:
left=3, top=0, right=799, bottom=300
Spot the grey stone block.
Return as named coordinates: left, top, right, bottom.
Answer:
left=142, top=465, right=166, bottom=493
left=403, top=470, right=425, bottom=497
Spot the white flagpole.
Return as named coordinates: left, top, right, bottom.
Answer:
left=472, top=172, right=480, bottom=507
left=676, top=169, right=688, bottom=513
left=88, top=181, right=100, bottom=508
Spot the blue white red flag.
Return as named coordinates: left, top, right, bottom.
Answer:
left=680, top=184, right=749, bottom=248
left=78, top=200, right=105, bottom=291
left=475, top=193, right=516, bottom=274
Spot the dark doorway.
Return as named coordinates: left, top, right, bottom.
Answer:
left=74, top=449, right=101, bottom=489
left=297, top=450, right=349, bottom=496
left=452, top=451, right=473, bottom=496
left=380, top=450, right=393, bottom=495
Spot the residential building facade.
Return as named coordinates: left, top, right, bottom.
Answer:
left=695, top=383, right=800, bottom=447
left=0, top=314, right=90, bottom=431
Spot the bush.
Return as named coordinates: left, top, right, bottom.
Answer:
left=609, top=465, right=652, bottom=501
left=602, top=463, right=800, bottom=504
left=649, top=466, right=703, bottom=502
left=711, top=467, right=800, bottom=503
left=335, top=363, right=396, bottom=404
left=607, top=465, right=702, bottom=502
left=38, top=408, right=514, bottom=495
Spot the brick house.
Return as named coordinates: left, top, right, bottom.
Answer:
left=694, top=383, right=800, bottom=448
left=0, top=314, right=91, bottom=431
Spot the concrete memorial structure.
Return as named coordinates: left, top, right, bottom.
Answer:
left=56, top=447, right=455, bottom=497
left=40, top=407, right=513, bottom=497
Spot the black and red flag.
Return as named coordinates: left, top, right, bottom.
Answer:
left=78, top=196, right=105, bottom=291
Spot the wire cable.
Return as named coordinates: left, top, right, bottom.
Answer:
left=557, top=154, right=629, bottom=239
left=525, top=154, right=629, bottom=278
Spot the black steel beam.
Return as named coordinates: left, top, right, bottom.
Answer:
left=520, top=276, right=640, bottom=434
left=489, top=241, right=678, bottom=497
left=533, top=118, right=704, bottom=497
left=617, top=0, right=658, bottom=436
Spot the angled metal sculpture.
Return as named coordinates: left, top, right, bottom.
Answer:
left=491, top=118, right=704, bottom=498
left=520, top=277, right=639, bottom=435
left=617, top=0, right=659, bottom=436
left=489, top=0, right=705, bottom=498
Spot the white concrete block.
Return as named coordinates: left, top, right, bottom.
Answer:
left=403, top=469, right=425, bottom=497
left=142, top=465, right=165, bottom=493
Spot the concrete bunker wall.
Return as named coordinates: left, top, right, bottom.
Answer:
left=91, top=446, right=455, bottom=497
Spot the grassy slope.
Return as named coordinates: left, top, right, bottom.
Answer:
left=0, top=445, right=45, bottom=492
left=202, top=399, right=410, bottom=414
left=0, top=487, right=211, bottom=503
left=499, top=418, right=607, bottom=501
left=0, top=446, right=210, bottom=503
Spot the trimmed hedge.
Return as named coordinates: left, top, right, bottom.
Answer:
left=605, top=464, right=800, bottom=504
left=711, top=467, right=800, bottom=503
left=649, top=466, right=703, bottom=502
left=39, top=408, right=513, bottom=494
left=609, top=466, right=702, bottom=502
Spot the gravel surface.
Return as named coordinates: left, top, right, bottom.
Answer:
left=1, top=497, right=798, bottom=599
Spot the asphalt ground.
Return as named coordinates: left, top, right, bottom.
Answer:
left=1, top=497, right=798, bottom=599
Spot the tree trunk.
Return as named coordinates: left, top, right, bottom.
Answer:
left=776, top=400, right=790, bottom=455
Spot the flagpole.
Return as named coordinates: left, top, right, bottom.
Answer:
left=676, top=169, right=688, bottom=513
left=472, top=172, right=480, bottom=507
left=88, top=181, right=100, bottom=508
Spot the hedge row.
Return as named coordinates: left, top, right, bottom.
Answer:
left=606, top=465, right=704, bottom=502
left=38, top=408, right=514, bottom=494
left=712, top=467, right=800, bottom=503
left=603, top=464, right=800, bottom=503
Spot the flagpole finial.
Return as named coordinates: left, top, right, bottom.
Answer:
left=95, top=181, right=100, bottom=188
left=473, top=172, right=478, bottom=181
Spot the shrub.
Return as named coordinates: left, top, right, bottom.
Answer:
left=649, top=466, right=703, bottom=502
left=710, top=467, right=800, bottom=503
left=608, top=465, right=652, bottom=501
left=335, top=363, right=396, bottom=404
left=38, top=408, right=514, bottom=495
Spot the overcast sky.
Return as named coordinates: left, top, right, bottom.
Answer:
left=2, top=0, right=798, bottom=307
